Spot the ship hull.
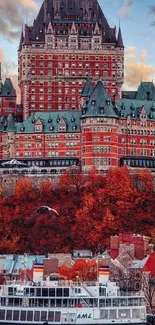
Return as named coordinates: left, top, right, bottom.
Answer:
left=0, top=320, right=147, bottom=325
left=0, top=322, right=147, bottom=325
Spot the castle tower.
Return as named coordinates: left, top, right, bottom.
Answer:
left=18, top=0, right=124, bottom=120
left=80, top=80, right=119, bottom=172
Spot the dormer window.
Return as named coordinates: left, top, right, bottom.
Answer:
left=91, top=100, right=96, bottom=106
left=35, top=125, right=43, bottom=132
left=151, top=104, right=155, bottom=112
left=130, top=104, right=135, bottom=110
left=100, top=108, right=104, bottom=114
left=121, top=103, right=125, bottom=110
left=58, top=117, right=66, bottom=132
left=34, top=119, right=43, bottom=133
left=146, top=91, right=151, bottom=100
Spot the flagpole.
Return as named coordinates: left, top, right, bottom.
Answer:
left=97, top=255, right=99, bottom=282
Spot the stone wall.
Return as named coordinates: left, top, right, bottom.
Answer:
left=0, top=174, right=59, bottom=198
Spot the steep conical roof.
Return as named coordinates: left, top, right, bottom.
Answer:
left=29, top=0, right=114, bottom=42
left=82, top=79, right=118, bottom=118
left=1, top=78, right=16, bottom=97
left=18, top=30, right=24, bottom=51
left=81, top=77, right=93, bottom=98
left=23, top=25, right=31, bottom=45
left=136, top=82, right=155, bottom=100
left=116, top=26, right=124, bottom=48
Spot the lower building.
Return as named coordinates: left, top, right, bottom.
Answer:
left=110, top=233, right=150, bottom=260
left=1, top=79, right=155, bottom=174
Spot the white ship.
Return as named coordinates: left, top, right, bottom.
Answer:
left=0, top=264, right=146, bottom=324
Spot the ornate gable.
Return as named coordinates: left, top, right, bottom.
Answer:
left=70, top=22, right=77, bottom=35
left=139, top=106, right=147, bottom=121
left=92, top=22, right=102, bottom=50
left=34, top=118, right=43, bottom=132
left=58, top=117, right=67, bottom=132
left=93, top=22, right=101, bottom=35
left=46, top=21, right=54, bottom=34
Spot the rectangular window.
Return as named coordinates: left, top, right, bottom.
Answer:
left=13, top=310, right=19, bottom=321
left=49, top=288, right=55, bottom=297
left=41, top=311, right=47, bottom=322
left=27, top=311, right=33, bottom=322
left=6, top=310, right=12, bottom=321
left=56, top=288, right=62, bottom=297
left=55, top=312, right=61, bottom=322
left=0, top=311, right=5, bottom=320
left=48, top=311, right=54, bottom=321
left=34, top=311, right=40, bottom=322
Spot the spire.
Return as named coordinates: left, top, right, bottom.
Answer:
left=23, top=25, right=31, bottom=45
left=81, top=77, right=93, bottom=98
left=18, top=29, right=24, bottom=51
left=116, top=26, right=124, bottom=48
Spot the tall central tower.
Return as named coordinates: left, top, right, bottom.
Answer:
left=18, top=0, right=124, bottom=120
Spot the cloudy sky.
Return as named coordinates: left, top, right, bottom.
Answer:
left=0, top=0, right=155, bottom=99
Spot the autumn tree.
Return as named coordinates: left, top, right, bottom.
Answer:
left=142, top=273, right=155, bottom=313
left=59, top=259, right=97, bottom=281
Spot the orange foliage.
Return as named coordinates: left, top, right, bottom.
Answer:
left=59, top=259, right=97, bottom=281
left=0, top=167, right=154, bottom=253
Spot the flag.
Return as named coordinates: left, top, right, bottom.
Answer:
left=99, top=266, right=109, bottom=276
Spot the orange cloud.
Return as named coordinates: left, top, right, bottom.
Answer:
left=118, top=0, right=132, bottom=16
left=122, top=47, right=155, bottom=90
left=19, top=0, right=39, bottom=10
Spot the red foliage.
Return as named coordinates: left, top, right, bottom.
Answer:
left=59, top=259, right=97, bottom=281
left=0, top=167, right=155, bottom=253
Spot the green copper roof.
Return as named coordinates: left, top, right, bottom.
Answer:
left=122, top=82, right=155, bottom=101
left=7, top=113, right=16, bottom=132
left=117, top=99, right=155, bottom=120
left=136, top=82, right=155, bottom=100
left=82, top=80, right=118, bottom=118
left=81, top=77, right=93, bottom=98
left=1, top=78, right=16, bottom=97
left=16, top=111, right=81, bottom=133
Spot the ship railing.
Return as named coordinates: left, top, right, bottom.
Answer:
left=5, top=280, right=32, bottom=286
left=5, top=280, right=98, bottom=287
left=118, top=290, right=145, bottom=297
